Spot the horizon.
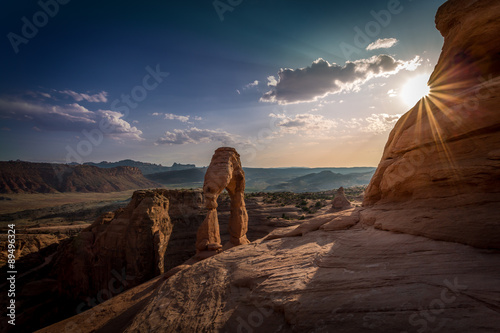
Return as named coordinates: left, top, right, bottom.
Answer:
left=0, top=158, right=378, bottom=169
left=0, top=0, right=446, bottom=168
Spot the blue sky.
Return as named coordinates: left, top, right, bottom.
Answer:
left=0, top=0, right=446, bottom=167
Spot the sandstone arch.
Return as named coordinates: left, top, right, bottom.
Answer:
left=196, top=147, right=250, bottom=255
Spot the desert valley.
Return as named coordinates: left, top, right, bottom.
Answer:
left=1, top=0, right=500, bottom=332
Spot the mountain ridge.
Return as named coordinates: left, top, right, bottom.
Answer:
left=0, top=161, right=159, bottom=194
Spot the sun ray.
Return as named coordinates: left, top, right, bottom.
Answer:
left=421, top=96, right=464, bottom=194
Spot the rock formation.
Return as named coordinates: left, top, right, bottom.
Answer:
left=52, top=190, right=172, bottom=301
left=331, top=187, right=352, bottom=210
left=48, top=190, right=204, bottom=302
left=196, top=147, right=250, bottom=255
left=362, top=0, right=500, bottom=249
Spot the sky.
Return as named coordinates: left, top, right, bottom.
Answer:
left=0, top=0, right=447, bottom=167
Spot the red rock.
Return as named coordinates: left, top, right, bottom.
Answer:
left=196, top=147, right=250, bottom=255
left=362, top=0, right=500, bottom=249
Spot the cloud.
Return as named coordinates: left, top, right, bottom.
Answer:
left=164, top=113, right=190, bottom=122
left=341, top=113, right=401, bottom=134
left=366, top=38, right=398, bottom=51
left=387, top=89, right=397, bottom=97
left=363, top=113, right=401, bottom=134
left=59, top=90, right=108, bottom=103
left=244, top=80, right=259, bottom=89
left=267, top=76, right=278, bottom=87
left=155, top=127, right=237, bottom=145
left=0, top=97, right=142, bottom=140
left=97, top=110, right=143, bottom=140
left=0, top=98, right=95, bottom=125
left=152, top=112, right=200, bottom=123
left=269, top=113, right=337, bottom=136
left=261, top=55, right=421, bottom=104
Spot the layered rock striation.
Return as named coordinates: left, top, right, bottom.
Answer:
left=362, top=0, right=500, bottom=249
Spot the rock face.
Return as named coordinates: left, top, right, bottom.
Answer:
left=0, top=161, right=159, bottom=193
left=196, top=147, right=250, bottom=255
left=362, top=0, right=500, bottom=249
left=53, top=190, right=172, bottom=301
left=331, top=187, right=352, bottom=210
left=52, top=189, right=205, bottom=302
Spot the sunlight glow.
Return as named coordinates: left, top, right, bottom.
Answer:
left=400, top=74, right=431, bottom=107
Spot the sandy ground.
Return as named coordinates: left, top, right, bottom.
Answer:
left=0, top=190, right=137, bottom=214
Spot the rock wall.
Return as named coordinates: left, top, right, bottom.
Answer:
left=362, top=0, right=500, bottom=248
left=53, top=189, right=205, bottom=302
left=53, top=190, right=171, bottom=301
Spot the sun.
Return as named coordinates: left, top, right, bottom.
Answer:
left=400, top=74, right=431, bottom=107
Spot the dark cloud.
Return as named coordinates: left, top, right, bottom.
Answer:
left=261, top=55, right=421, bottom=104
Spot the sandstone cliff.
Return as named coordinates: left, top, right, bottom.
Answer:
left=0, top=161, right=159, bottom=193
left=362, top=0, right=500, bottom=249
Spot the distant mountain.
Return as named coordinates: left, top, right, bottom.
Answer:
left=145, top=168, right=206, bottom=187
left=146, top=166, right=375, bottom=192
left=0, top=161, right=160, bottom=194
left=84, top=159, right=196, bottom=175
left=243, top=167, right=375, bottom=191
left=264, top=170, right=375, bottom=192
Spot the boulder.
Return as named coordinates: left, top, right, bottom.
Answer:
left=331, top=187, right=352, bottom=210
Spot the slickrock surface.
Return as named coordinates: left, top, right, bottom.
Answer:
left=362, top=0, right=500, bottom=248
left=39, top=208, right=500, bottom=333
left=196, top=147, right=250, bottom=255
